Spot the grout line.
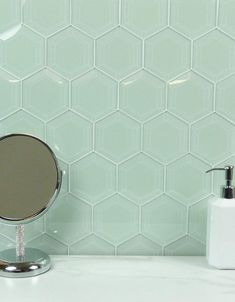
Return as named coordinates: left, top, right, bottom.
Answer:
left=118, top=0, right=122, bottom=25
left=167, top=0, right=171, bottom=27
left=216, top=0, right=220, bottom=27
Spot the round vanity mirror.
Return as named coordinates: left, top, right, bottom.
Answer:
left=0, top=134, right=62, bottom=278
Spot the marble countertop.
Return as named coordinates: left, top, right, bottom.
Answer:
left=1, top=256, right=235, bottom=302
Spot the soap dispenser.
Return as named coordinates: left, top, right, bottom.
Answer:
left=206, top=165, right=235, bottom=269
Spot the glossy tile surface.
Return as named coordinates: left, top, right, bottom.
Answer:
left=0, top=0, right=234, bottom=256
left=120, top=70, right=165, bottom=121
left=96, top=28, right=142, bottom=79
left=142, top=195, right=187, bottom=245
left=72, top=0, right=119, bottom=37
left=170, top=0, right=216, bottom=38
left=23, top=0, right=70, bottom=36
left=145, top=29, right=190, bottom=80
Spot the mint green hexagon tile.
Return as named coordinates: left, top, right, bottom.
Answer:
left=23, top=0, right=70, bottom=36
left=143, top=113, right=189, bottom=163
left=166, top=155, right=211, bottom=205
left=0, top=110, right=44, bottom=138
left=94, top=194, right=139, bottom=244
left=96, top=28, right=142, bottom=80
left=218, top=0, right=235, bottom=38
left=46, top=193, right=92, bottom=245
left=121, top=0, right=168, bottom=38
left=119, top=70, right=165, bottom=122
left=47, top=27, right=94, bottom=79
left=58, top=159, right=69, bottom=196
left=170, top=0, right=216, bottom=39
left=213, top=156, right=235, bottom=197
left=0, top=234, right=14, bottom=252
left=70, top=234, right=115, bottom=255
left=142, top=195, right=187, bottom=245
left=145, top=29, right=190, bottom=80
left=0, top=217, right=43, bottom=243
left=168, top=71, right=214, bottom=122
left=23, top=69, right=69, bottom=121
left=0, top=69, right=20, bottom=119
left=70, top=153, right=116, bottom=204
left=0, top=26, right=44, bottom=78
left=118, top=153, right=164, bottom=204
left=193, top=30, right=235, bottom=82
left=216, top=74, right=235, bottom=122
left=27, top=234, right=68, bottom=255
left=117, top=235, right=162, bottom=256
left=71, top=69, right=117, bottom=121
left=95, top=112, right=141, bottom=162
left=46, top=111, right=92, bottom=162
left=189, top=196, right=212, bottom=243
left=191, top=114, right=235, bottom=164
left=164, top=235, right=206, bottom=256
left=71, top=0, right=119, bottom=37
left=0, top=0, right=21, bottom=34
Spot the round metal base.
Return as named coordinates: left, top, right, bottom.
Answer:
left=0, top=248, right=51, bottom=278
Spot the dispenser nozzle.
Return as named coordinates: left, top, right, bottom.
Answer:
left=206, top=166, right=235, bottom=199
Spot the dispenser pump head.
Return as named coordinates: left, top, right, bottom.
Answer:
left=206, top=165, right=235, bottom=199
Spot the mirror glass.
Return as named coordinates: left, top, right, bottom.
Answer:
left=0, top=134, right=61, bottom=224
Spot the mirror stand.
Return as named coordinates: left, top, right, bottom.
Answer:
left=0, top=225, right=51, bottom=278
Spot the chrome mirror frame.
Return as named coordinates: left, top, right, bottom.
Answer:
left=0, top=133, right=62, bottom=278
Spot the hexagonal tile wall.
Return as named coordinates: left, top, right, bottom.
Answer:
left=216, top=74, right=235, bottom=122
left=0, top=0, right=21, bottom=34
left=27, top=234, right=68, bottom=255
left=145, top=28, right=191, bottom=80
left=69, top=234, right=115, bottom=255
left=117, top=235, right=162, bottom=256
left=143, top=112, right=189, bottom=163
left=71, top=0, right=119, bottom=37
left=191, top=114, right=235, bottom=164
left=96, top=27, right=142, bottom=79
left=168, top=71, right=214, bottom=122
left=189, top=196, right=212, bottom=243
left=23, top=69, right=69, bottom=121
left=218, top=0, right=235, bottom=38
left=71, top=69, right=117, bottom=121
left=119, top=70, right=165, bottom=122
left=94, top=194, right=139, bottom=244
left=46, top=193, right=92, bottom=245
left=193, top=30, right=235, bottom=81
left=0, top=69, right=20, bottom=119
left=164, top=235, right=206, bottom=256
left=0, top=26, right=44, bottom=78
left=46, top=111, right=92, bottom=162
left=95, top=112, right=141, bottom=162
left=121, top=0, right=168, bottom=38
left=47, top=27, right=94, bottom=79
left=118, top=153, right=164, bottom=204
left=23, top=0, right=70, bottom=36
left=70, top=153, right=116, bottom=204
left=1, top=0, right=235, bottom=256
left=0, top=110, right=44, bottom=139
left=166, top=154, right=211, bottom=205
left=170, top=0, right=217, bottom=39
left=142, top=195, right=187, bottom=245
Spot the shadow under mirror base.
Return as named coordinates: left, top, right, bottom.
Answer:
left=0, top=248, right=51, bottom=278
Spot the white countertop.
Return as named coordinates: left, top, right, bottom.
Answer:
left=1, top=256, right=235, bottom=302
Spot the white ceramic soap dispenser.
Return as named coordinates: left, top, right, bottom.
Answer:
left=206, top=165, right=235, bottom=269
